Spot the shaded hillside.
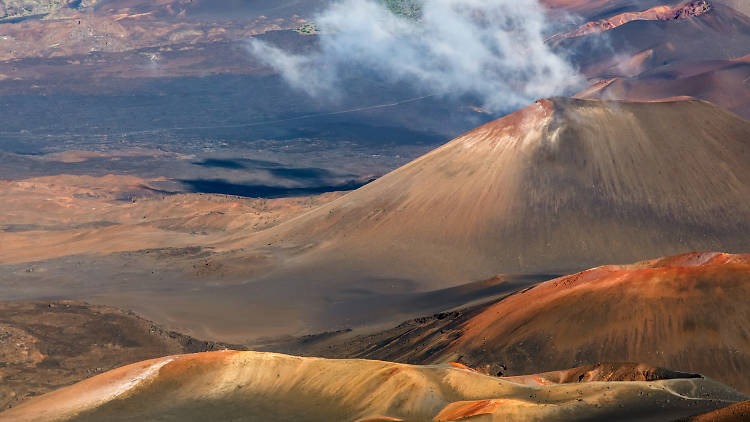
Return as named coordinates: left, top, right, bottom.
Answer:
left=556, top=2, right=750, bottom=71
left=0, top=301, right=243, bottom=410
left=0, top=351, right=744, bottom=422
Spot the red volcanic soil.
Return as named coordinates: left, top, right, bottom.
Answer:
left=439, top=252, right=750, bottom=394
left=311, top=253, right=750, bottom=396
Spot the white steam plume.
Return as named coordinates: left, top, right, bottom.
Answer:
left=247, top=0, right=583, bottom=112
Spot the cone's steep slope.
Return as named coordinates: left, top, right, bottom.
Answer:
left=233, top=98, right=750, bottom=287
left=1, top=351, right=745, bottom=422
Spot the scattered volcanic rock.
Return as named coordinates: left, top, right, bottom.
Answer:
left=0, top=351, right=745, bottom=422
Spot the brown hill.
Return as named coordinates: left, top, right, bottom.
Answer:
left=555, top=1, right=750, bottom=120
left=208, top=98, right=750, bottom=337
left=312, top=252, right=750, bottom=395
left=556, top=1, right=750, bottom=71
left=575, top=48, right=750, bottom=120
left=0, top=351, right=744, bottom=422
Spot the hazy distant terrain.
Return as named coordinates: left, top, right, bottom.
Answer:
left=0, top=0, right=495, bottom=195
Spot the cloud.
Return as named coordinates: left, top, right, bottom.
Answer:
left=247, top=0, right=583, bottom=112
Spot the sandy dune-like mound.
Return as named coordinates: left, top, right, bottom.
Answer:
left=323, top=252, right=750, bottom=395
left=0, top=351, right=745, bottom=422
left=226, top=97, right=750, bottom=300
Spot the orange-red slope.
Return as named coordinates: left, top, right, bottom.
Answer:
left=439, top=252, right=750, bottom=394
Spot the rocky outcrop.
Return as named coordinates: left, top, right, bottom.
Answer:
left=556, top=1, right=712, bottom=39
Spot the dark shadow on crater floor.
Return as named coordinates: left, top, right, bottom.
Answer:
left=192, top=158, right=249, bottom=169
left=179, top=178, right=374, bottom=198
left=266, top=167, right=342, bottom=181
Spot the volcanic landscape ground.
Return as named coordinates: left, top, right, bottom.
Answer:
left=1, top=0, right=749, bottom=421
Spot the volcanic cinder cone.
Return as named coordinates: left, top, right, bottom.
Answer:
left=1, top=351, right=745, bottom=422
left=58, top=98, right=749, bottom=341
left=336, top=252, right=750, bottom=395
left=229, top=98, right=750, bottom=295
left=447, top=252, right=750, bottom=393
